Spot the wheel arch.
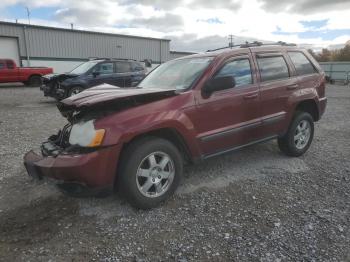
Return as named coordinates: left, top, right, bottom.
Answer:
left=28, top=73, right=42, bottom=79
left=114, top=127, right=193, bottom=191
left=294, top=99, right=320, bottom=122
left=120, top=127, right=194, bottom=165
left=28, top=74, right=43, bottom=86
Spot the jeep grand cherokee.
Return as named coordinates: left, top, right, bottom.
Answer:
left=24, top=42, right=327, bottom=209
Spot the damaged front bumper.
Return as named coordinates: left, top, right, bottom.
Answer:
left=24, top=140, right=122, bottom=196
left=41, top=84, right=66, bottom=99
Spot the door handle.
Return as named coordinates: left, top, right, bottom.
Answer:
left=287, top=84, right=298, bottom=90
left=244, top=92, right=259, bottom=100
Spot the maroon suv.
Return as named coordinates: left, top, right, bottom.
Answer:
left=24, top=43, right=327, bottom=209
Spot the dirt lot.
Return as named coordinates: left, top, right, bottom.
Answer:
left=0, top=85, right=349, bottom=261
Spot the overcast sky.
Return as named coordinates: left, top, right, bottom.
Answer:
left=1, top=0, right=350, bottom=52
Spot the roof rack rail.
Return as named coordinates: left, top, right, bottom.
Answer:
left=206, top=41, right=297, bottom=52
left=206, top=44, right=242, bottom=52
left=240, top=41, right=297, bottom=48
left=88, top=57, right=137, bottom=61
left=112, top=58, right=137, bottom=61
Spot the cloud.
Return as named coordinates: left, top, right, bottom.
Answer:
left=120, top=0, right=241, bottom=10
left=125, top=13, right=184, bottom=32
left=0, top=0, right=62, bottom=8
left=190, top=0, right=241, bottom=10
left=257, top=0, right=350, bottom=14
left=119, top=0, right=184, bottom=10
left=167, top=34, right=258, bottom=52
left=1, top=0, right=349, bottom=51
left=55, top=7, right=110, bottom=26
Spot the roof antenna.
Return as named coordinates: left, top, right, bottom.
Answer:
left=25, top=6, right=31, bottom=25
left=228, top=34, right=235, bottom=49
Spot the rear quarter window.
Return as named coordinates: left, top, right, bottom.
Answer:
left=0, top=61, right=4, bottom=69
left=288, top=51, right=318, bottom=75
left=257, top=55, right=290, bottom=82
left=116, top=61, right=132, bottom=73
left=132, top=62, right=144, bottom=71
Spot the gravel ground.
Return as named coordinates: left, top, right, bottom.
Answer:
left=0, top=85, right=349, bottom=261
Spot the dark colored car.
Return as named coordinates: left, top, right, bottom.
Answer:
left=0, top=59, right=53, bottom=86
left=41, top=58, right=146, bottom=100
left=24, top=42, right=327, bottom=209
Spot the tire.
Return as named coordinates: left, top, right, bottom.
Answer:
left=68, top=86, right=83, bottom=97
left=278, top=111, right=314, bottom=157
left=118, top=137, right=183, bottom=209
left=29, top=75, right=42, bottom=87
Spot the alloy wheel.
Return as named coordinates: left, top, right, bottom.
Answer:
left=136, top=151, right=175, bottom=198
left=294, top=120, right=311, bottom=150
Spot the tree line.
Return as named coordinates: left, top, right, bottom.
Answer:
left=308, top=44, right=350, bottom=62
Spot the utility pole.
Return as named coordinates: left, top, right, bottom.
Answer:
left=228, top=34, right=235, bottom=48
left=25, top=6, right=31, bottom=25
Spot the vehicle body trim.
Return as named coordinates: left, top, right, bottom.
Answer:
left=199, top=120, right=261, bottom=142
left=202, top=135, right=278, bottom=159
left=262, top=112, right=286, bottom=125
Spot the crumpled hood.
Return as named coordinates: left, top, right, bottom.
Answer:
left=61, top=84, right=177, bottom=108
left=42, top=73, right=78, bottom=81
left=42, top=73, right=60, bottom=80
left=57, top=84, right=177, bottom=119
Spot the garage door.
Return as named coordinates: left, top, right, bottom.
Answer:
left=0, top=37, right=20, bottom=65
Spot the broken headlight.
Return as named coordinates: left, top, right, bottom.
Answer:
left=69, top=120, right=105, bottom=147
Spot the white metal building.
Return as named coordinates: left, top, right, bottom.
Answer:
left=0, top=21, right=185, bottom=73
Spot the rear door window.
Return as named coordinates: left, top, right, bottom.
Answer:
left=94, top=62, right=114, bottom=74
left=0, top=61, right=4, bottom=70
left=215, top=58, right=253, bottom=87
left=257, top=55, right=290, bottom=82
left=116, top=62, right=132, bottom=73
left=288, top=52, right=318, bottom=75
left=6, top=60, right=15, bottom=69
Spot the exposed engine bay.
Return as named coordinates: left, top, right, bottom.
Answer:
left=41, top=73, right=78, bottom=100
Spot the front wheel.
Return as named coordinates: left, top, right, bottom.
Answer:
left=29, top=75, right=42, bottom=87
left=118, top=137, right=183, bottom=209
left=68, top=86, right=83, bottom=97
left=278, top=111, right=314, bottom=157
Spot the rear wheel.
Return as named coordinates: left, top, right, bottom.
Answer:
left=68, top=86, right=83, bottom=97
left=278, top=111, right=314, bottom=157
left=29, top=75, right=42, bottom=87
left=118, top=137, right=183, bottom=209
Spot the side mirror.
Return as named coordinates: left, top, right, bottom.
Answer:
left=144, top=59, right=152, bottom=68
left=202, top=76, right=235, bottom=97
left=92, top=71, right=100, bottom=78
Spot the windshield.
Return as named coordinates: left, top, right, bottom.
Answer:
left=70, top=61, right=99, bottom=75
left=138, top=57, right=213, bottom=90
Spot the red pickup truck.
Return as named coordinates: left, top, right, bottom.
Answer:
left=0, top=59, right=53, bottom=86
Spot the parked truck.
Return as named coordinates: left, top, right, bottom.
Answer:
left=0, top=59, right=53, bottom=86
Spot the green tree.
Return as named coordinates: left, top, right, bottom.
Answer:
left=318, top=48, right=331, bottom=62
left=337, top=45, right=350, bottom=61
